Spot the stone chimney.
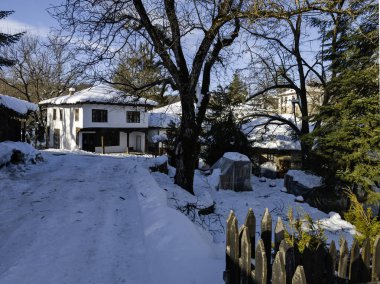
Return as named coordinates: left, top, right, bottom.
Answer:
left=68, top=87, right=76, bottom=96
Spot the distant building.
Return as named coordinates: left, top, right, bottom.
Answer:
left=39, top=84, right=157, bottom=153
left=241, top=115, right=302, bottom=177
left=276, top=87, right=323, bottom=116
left=0, top=94, right=37, bottom=142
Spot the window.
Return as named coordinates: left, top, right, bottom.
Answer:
left=74, top=108, right=79, bottom=121
left=53, top=109, right=57, bottom=120
left=92, top=109, right=108, bottom=122
left=59, top=109, right=63, bottom=121
left=126, top=111, right=140, bottom=123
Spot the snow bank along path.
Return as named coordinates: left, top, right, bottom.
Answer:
left=0, top=151, right=222, bottom=284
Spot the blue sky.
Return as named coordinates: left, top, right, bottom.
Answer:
left=1, top=0, right=59, bottom=35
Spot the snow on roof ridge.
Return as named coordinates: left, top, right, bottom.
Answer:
left=39, top=83, right=158, bottom=106
left=223, top=152, right=250, bottom=162
left=0, top=94, right=38, bottom=115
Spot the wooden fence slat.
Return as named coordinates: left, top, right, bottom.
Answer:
left=372, top=235, right=380, bottom=282
left=292, top=266, right=307, bottom=284
left=285, top=246, right=297, bottom=284
left=338, top=238, right=349, bottom=282
left=239, top=225, right=245, bottom=257
left=302, top=245, right=313, bottom=284
left=255, top=239, right=267, bottom=284
left=245, top=208, right=256, bottom=258
left=326, top=240, right=337, bottom=284
left=349, top=239, right=360, bottom=283
left=360, top=238, right=371, bottom=282
left=240, top=226, right=252, bottom=284
left=314, top=243, right=325, bottom=283
left=272, top=251, right=286, bottom=284
left=226, top=211, right=234, bottom=271
left=279, top=240, right=287, bottom=264
left=261, top=208, right=272, bottom=281
left=226, top=211, right=240, bottom=284
left=275, top=217, right=285, bottom=253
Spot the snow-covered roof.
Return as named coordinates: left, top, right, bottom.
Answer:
left=0, top=94, right=38, bottom=116
left=148, top=112, right=180, bottom=128
left=39, top=84, right=158, bottom=107
left=241, top=115, right=301, bottom=151
left=223, top=152, right=250, bottom=162
left=152, top=101, right=182, bottom=115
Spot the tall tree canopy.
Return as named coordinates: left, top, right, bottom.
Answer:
left=112, top=43, right=170, bottom=106
left=0, top=11, right=23, bottom=68
left=310, top=0, right=379, bottom=192
left=51, top=0, right=351, bottom=193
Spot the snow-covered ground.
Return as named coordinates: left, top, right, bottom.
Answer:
left=0, top=148, right=355, bottom=283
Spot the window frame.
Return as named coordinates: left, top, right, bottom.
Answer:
left=74, top=108, right=79, bottom=122
left=92, top=109, right=108, bottom=123
left=126, top=111, right=140, bottom=123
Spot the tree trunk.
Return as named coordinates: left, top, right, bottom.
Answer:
left=174, top=92, right=197, bottom=195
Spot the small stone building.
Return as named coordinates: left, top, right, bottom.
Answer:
left=211, top=152, right=252, bottom=192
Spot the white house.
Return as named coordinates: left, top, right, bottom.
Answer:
left=39, top=84, right=157, bottom=153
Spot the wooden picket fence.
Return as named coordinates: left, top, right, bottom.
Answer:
left=223, top=208, right=380, bottom=284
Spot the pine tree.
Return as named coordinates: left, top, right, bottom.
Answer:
left=112, top=43, right=169, bottom=105
left=0, top=11, right=23, bottom=68
left=201, top=74, right=251, bottom=165
left=310, top=2, right=380, bottom=193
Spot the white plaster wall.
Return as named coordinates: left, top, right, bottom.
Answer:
left=82, top=104, right=149, bottom=128
left=46, top=106, right=83, bottom=150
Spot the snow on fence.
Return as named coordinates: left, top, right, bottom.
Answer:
left=223, top=208, right=380, bottom=284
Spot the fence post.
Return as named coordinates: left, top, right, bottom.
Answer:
left=372, top=235, right=380, bottom=282
left=314, top=243, right=325, bottom=283
left=241, top=226, right=252, bottom=284
left=337, top=238, right=348, bottom=283
left=272, top=251, right=286, bottom=284
left=284, top=245, right=297, bottom=284
left=255, top=239, right=268, bottom=284
left=225, top=211, right=239, bottom=284
left=245, top=208, right=256, bottom=258
left=326, top=240, right=336, bottom=284
left=302, top=245, right=313, bottom=283
left=360, top=238, right=371, bottom=282
left=275, top=217, right=285, bottom=253
left=261, top=208, right=272, bottom=281
left=279, top=240, right=287, bottom=264
left=349, top=239, right=360, bottom=283
left=292, top=266, right=307, bottom=284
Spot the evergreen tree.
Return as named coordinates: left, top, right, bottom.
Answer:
left=112, top=43, right=169, bottom=106
left=310, top=2, right=380, bottom=193
left=0, top=11, right=23, bottom=68
left=201, top=74, right=251, bottom=165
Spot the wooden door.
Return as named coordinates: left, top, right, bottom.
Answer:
left=53, top=129, right=60, bottom=149
left=82, top=133, right=96, bottom=152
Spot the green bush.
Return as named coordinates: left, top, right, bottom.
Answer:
left=285, top=207, right=327, bottom=253
left=344, top=190, right=380, bottom=248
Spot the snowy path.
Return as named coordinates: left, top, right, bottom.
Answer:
left=0, top=151, right=223, bottom=284
left=0, top=152, right=150, bottom=284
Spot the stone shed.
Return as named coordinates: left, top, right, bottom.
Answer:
left=210, top=152, right=252, bottom=192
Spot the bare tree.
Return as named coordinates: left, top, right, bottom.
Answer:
left=0, top=34, right=86, bottom=126
left=50, top=0, right=346, bottom=193
left=244, top=0, right=353, bottom=167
